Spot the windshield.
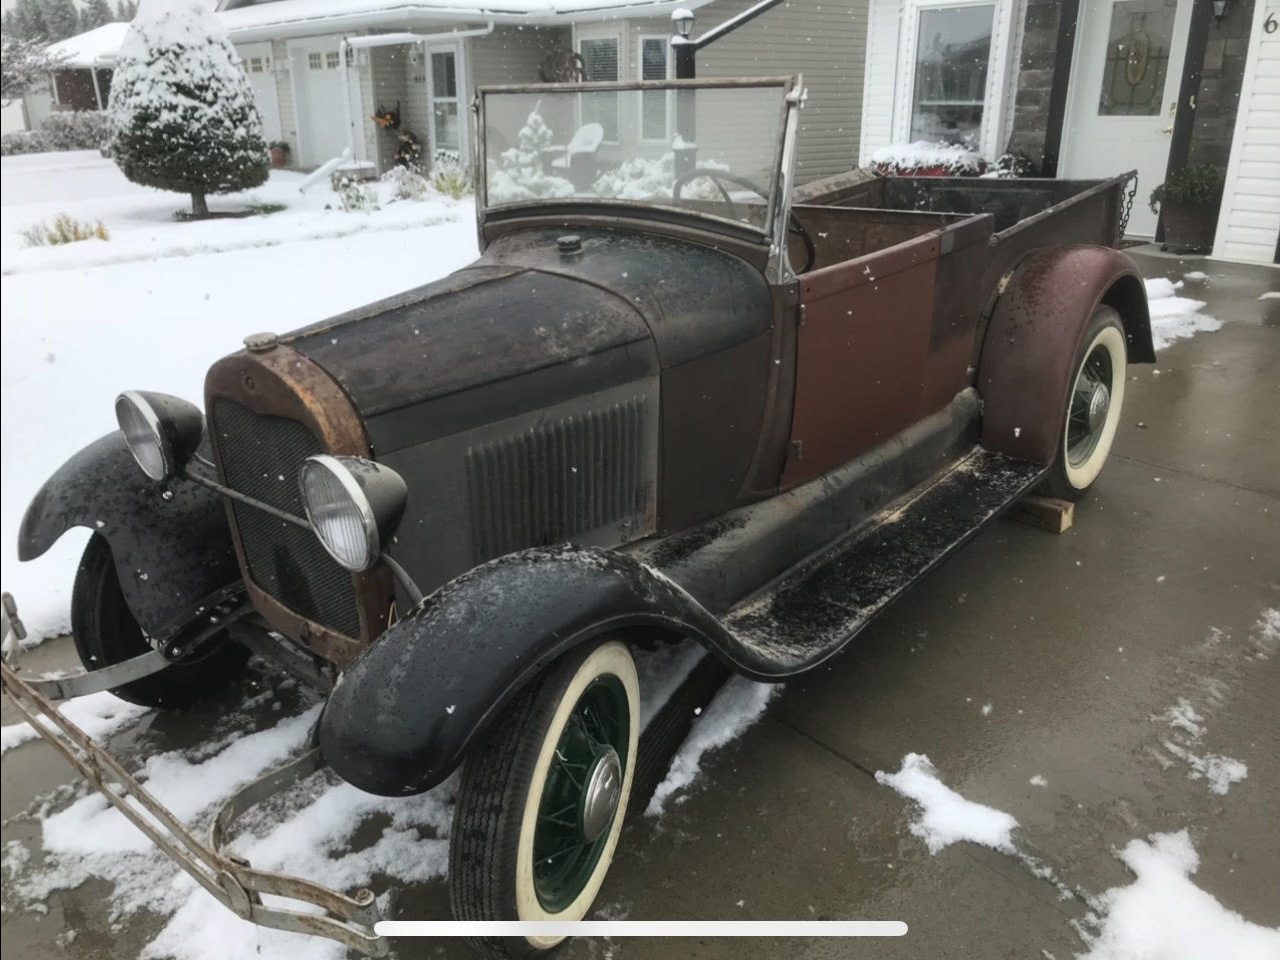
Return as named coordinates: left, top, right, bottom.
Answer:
left=480, top=80, right=790, bottom=234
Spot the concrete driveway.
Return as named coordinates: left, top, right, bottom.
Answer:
left=2, top=253, right=1277, bottom=960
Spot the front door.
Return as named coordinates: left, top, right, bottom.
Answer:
left=1061, top=0, right=1192, bottom=237
left=426, top=44, right=465, bottom=159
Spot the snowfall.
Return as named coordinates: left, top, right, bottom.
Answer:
left=0, top=149, right=1255, bottom=960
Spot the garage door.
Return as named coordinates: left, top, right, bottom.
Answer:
left=288, top=38, right=363, bottom=167
left=238, top=42, right=282, bottom=144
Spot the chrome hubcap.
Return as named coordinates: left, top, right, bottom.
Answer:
left=579, top=747, right=622, bottom=841
left=1087, top=382, right=1111, bottom=433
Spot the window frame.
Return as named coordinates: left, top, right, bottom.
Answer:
left=425, top=40, right=468, bottom=160
left=575, top=26, right=623, bottom=145
left=635, top=33, right=674, bottom=143
left=891, top=0, right=1021, bottom=161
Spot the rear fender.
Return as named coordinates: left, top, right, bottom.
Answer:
left=18, top=433, right=240, bottom=639
left=319, top=544, right=740, bottom=796
left=977, top=246, right=1153, bottom=465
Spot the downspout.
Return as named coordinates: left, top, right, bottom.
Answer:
left=90, top=68, right=104, bottom=110
left=333, top=22, right=495, bottom=185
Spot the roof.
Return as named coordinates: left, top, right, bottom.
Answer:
left=45, top=21, right=131, bottom=68
left=220, top=0, right=713, bottom=39
left=44, top=1, right=712, bottom=63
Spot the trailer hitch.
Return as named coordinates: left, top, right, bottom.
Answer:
left=0, top=621, right=389, bottom=955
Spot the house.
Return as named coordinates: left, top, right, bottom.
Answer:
left=861, top=0, right=1280, bottom=264
left=214, top=0, right=869, bottom=185
left=45, top=21, right=130, bottom=111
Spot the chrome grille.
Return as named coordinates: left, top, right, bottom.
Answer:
left=210, top=397, right=361, bottom=637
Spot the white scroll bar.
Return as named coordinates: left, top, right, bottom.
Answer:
left=376, top=920, right=908, bottom=937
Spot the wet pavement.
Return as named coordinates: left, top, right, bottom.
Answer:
left=2, top=253, right=1278, bottom=959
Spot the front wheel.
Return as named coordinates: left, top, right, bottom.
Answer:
left=450, top=639, right=640, bottom=957
left=71, top=533, right=248, bottom=708
left=1039, top=306, right=1128, bottom=501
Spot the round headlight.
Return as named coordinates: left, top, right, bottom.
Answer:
left=299, top=455, right=407, bottom=573
left=115, top=390, right=203, bottom=482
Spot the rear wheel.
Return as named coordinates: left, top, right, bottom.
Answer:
left=450, top=639, right=640, bottom=957
left=71, top=533, right=248, bottom=708
left=1039, top=306, right=1127, bottom=501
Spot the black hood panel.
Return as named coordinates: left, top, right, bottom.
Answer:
left=281, top=227, right=771, bottom=454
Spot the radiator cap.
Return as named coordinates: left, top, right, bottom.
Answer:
left=244, top=332, right=279, bottom=353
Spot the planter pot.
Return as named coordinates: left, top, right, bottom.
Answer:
left=269, top=147, right=288, bottom=168
left=1160, top=199, right=1218, bottom=253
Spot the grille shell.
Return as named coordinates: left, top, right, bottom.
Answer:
left=210, top=396, right=362, bottom=637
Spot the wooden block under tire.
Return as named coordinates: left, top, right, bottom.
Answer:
left=1012, top=495, right=1074, bottom=534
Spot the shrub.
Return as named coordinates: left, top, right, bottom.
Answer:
left=430, top=149, right=472, bottom=199
left=380, top=165, right=431, bottom=201
left=0, top=110, right=111, bottom=155
left=336, top=176, right=380, bottom=212
left=20, top=214, right=110, bottom=246
left=1149, top=164, right=1226, bottom=213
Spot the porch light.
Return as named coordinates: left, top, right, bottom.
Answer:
left=672, top=7, right=696, bottom=39
left=1212, top=0, right=1228, bottom=20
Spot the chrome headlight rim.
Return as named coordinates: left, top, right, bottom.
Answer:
left=115, top=390, right=173, bottom=482
left=299, top=454, right=381, bottom=573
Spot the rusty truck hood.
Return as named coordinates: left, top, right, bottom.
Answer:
left=279, top=227, right=772, bottom=455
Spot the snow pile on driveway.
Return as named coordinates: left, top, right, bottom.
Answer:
left=0, top=690, right=150, bottom=755
left=646, top=675, right=779, bottom=816
left=1077, top=830, right=1280, bottom=960
left=1, top=152, right=479, bottom=644
left=1143, top=277, right=1223, bottom=351
left=873, top=752, right=1019, bottom=854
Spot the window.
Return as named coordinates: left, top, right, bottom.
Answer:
left=908, top=3, right=995, bottom=148
left=1097, top=0, right=1176, bottom=116
left=307, top=51, right=323, bottom=70
left=248, top=56, right=263, bottom=73
left=325, top=50, right=340, bottom=70
left=579, top=36, right=620, bottom=142
left=638, top=36, right=671, bottom=141
left=431, top=50, right=460, bottom=153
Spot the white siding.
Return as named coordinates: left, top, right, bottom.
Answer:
left=860, top=0, right=901, bottom=164
left=1212, top=0, right=1280, bottom=265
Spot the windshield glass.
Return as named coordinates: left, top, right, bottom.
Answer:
left=480, top=81, right=789, bottom=234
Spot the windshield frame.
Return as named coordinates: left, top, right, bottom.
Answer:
left=473, top=76, right=798, bottom=246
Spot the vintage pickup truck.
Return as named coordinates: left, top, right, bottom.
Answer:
left=3, top=76, right=1149, bottom=956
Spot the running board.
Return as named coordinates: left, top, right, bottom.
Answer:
left=722, top=449, right=1044, bottom=674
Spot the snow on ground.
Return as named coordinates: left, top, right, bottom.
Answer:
left=646, top=675, right=779, bottom=816
left=874, top=753, right=1018, bottom=855
left=1, top=151, right=478, bottom=642
left=0, top=690, right=149, bottom=755
left=1143, top=277, right=1223, bottom=351
left=1, top=151, right=465, bottom=275
left=1077, top=831, right=1280, bottom=960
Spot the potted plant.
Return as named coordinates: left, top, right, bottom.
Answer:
left=1150, top=163, right=1225, bottom=253
left=268, top=141, right=290, bottom=168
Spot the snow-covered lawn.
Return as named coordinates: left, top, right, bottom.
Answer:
left=1, top=151, right=478, bottom=642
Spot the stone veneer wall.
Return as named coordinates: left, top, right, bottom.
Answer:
left=1186, top=0, right=1255, bottom=167
left=1005, top=0, right=1063, bottom=171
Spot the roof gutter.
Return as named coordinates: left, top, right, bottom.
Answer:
left=224, top=0, right=708, bottom=42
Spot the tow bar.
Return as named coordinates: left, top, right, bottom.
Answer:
left=0, top=595, right=388, bottom=956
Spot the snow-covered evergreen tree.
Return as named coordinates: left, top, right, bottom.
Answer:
left=108, top=0, right=267, bottom=218
left=39, top=0, right=79, bottom=41
left=81, top=0, right=116, bottom=31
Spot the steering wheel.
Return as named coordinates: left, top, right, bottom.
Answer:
left=671, top=167, right=817, bottom=274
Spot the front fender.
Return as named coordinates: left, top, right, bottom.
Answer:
left=977, top=245, right=1153, bottom=466
left=18, top=433, right=240, bottom=638
left=319, top=544, right=744, bottom=796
